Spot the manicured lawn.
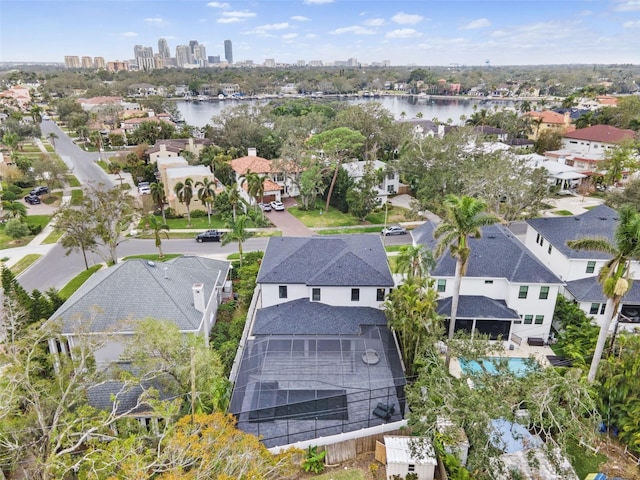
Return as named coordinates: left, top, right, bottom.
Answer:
left=158, top=215, right=228, bottom=230
left=317, top=226, right=381, bottom=235
left=553, top=210, right=574, bottom=216
left=366, top=205, right=413, bottom=224
left=289, top=204, right=357, bottom=227
left=70, top=189, right=83, bottom=205
left=42, top=229, right=64, bottom=244
left=67, top=175, right=82, bottom=187
left=59, top=265, right=103, bottom=300
left=9, top=254, right=42, bottom=275
left=122, top=253, right=181, bottom=262
left=0, top=215, right=52, bottom=249
left=385, top=245, right=404, bottom=252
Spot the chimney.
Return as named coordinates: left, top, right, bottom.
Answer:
left=437, top=124, right=445, bottom=138
left=193, top=283, right=205, bottom=313
left=248, top=147, right=257, bottom=157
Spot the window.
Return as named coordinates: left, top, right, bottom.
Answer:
left=524, top=315, right=533, bottom=324
left=534, top=315, right=544, bottom=325
left=408, top=465, right=415, bottom=472
left=351, top=288, right=360, bottom=302
left=376, top=288, right=385, bottom=301
left=586, top=261, right=596, bottom=274
left=601, top=303, right=606, bottom=315
left=548, top=244, right=552, bottom=255
left=518, top=286, right=529, bottom=299
left=484, top=280, right=494, bottom=284
left=437, top=279, right=446, bottom=292
left=540, top=237, right=544, bottom=247
left=536, top=233, right=540, bottom=244
left=278, top=285, right=288, bottom=299
left=590, top=303, right=600, bottom=315
left=539, top=286, right=549, bottom=300
left=312, top=288, right=321, bottom=302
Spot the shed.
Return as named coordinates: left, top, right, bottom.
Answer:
left=436, top=416, right=469, bottom=466
left=384, top=436, right=436, bottom=480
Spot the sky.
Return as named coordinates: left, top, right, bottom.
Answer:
left=1, top=0, right=639, bottom=66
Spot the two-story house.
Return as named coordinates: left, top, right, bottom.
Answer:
left=561, top=125, right=636, bottom=155
left=413, top=222, right=563, bottom=344
left=525, top=204, right=640, bottom=330
left=342, top=160, right=400, bottom=204
left=229, top=235, right=406, bottom=448
left=145, top=138, right=213, bottom=163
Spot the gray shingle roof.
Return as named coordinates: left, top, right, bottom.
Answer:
left=565, top=276, right=640, bottom=303
left=526, top=204, right=618, bottom=259
left=87, top=377, right=176, bottom=415
left=413, top=222, right=561, bottom=284
left=437, top=296, right=520, bottom=320
left=253, top=298, right=388, bottom=335
left=257, top=235, right=394, bottom=287
left=51, top=257, right=230, bottom=335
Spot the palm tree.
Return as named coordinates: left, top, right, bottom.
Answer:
left=196, top=177, right=217, bottom=225
left=221, top=215, right=253, bottom=267
left=434, top=195, right=500, bottom=367
left=226, top=182, right=242, bottom=221
left=30, top=104, right=43, bottom=124
left=567, top=206, right=640, bottom=382
left=150, top=182, right=167, bottom=223
left=396, top=244, right=435, bottom=279
left=242, top=170, right=262, bottom=211
left=174, top=178, right=194, bottom=227
left=47, top=132, right=58, bottom=148
left=3, top=201, right=27, bottom=219
left=146, top=214, right=170, bottom=258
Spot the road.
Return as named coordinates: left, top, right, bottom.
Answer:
left=40, top=120, right=113, bottom=187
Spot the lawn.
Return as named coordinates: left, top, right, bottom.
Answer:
left=553, top=210, right=574, bottom=216
left=317, top=226, right=382, bottom=235
left=70, top=189, right=83, bottom=205
left=0, top=215, right=52, bottom=249
left=9, top=254, right=42, bottom=275
left=58, top=265, right=103, bottom=300
left=289, top=204, right=356, bottom=227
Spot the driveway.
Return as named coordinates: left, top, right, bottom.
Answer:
left=264, top=198, right=314, bottom=236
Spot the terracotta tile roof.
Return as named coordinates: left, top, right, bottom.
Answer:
left=231, top=155, right=272, bottom=174
left=241, top=178, right=281, bottom=193
left=596, top=95, right=618, bottom=106
left=563, top=124, right=635, bottom=144
left=525, top=110, right=566, bottom=124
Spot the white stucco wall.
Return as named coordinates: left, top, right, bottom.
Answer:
left=260, top=283, right=388, bottom=309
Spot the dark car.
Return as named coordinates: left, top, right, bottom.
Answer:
left=30, top=186, right=48, bottom=196
left=24, top=194, right=41, bottom=205
left=195, top=229, right=223, bottom=242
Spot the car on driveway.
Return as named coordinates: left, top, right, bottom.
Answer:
left=195, top=229, right=223, bottom=242
left=270, top=201, right=285, bottom=211
left=258, top=202, right=272, bottom=212
left=381, top=226, right=407, bottom=236
left=138, top=182, right=151, bottom=194
left=24, top=194, right=41, bottom=205
left=30, top=186, right=48, bottom=196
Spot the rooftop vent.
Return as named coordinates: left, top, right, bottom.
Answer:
left=147, top=260, right=156, bottom=267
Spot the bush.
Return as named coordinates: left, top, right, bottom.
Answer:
left=2, top=191, right=17, bottom=202
left=28, top=224, right=43, bottom=235
left=301, top=446, right=326, bottom=474
left=5, top=219, right=31, bottom=239
left=190, top=209, right=207, bottom=218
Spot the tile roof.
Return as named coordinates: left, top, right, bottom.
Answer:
left=257, top=235, right=394, bottom=287
left=413, top=223, right=561, bottom=284
left=231, top=155, right=272, bottom=174
left=526, top=204, right=617, bottom=259
left=253, top=298, right=387, bottom=335
left=51, top=257, right=230, bottom=335
left=525, top=110, right=566, bottom=124
left=563, top=125, right=635, bottom=144
left=437, top=295, right=520, bottom=320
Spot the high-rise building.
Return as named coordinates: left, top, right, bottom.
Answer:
left=175, top=45, right=192, bottom=67
left=81, top=56, right=93, bottom=69
left=64, top=56, right=81, bottom=68
left=208, top=55, right=221, bottom=64
left=134, top=45, right=154, bottom=70
left=264, top=58, right=275, bottom=68
left=94, top=57, right=106, bottom=69
left=189, top=40, right=199, bottom=54
left=297, top=60, right=306, bottom=67
left=158, top=38, right=171, bottom=58
left=224, top=40, right=233, bottom=64
left=107, top=60, right=129, bottom=72
left=193, top=44, right=207, bottom=67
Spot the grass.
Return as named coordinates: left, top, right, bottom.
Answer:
left=9, top=254, right=42, bottom=275
left=317, top=226, right=382, bottom=235
left=26, top=215, right=51, bottom=231
left=0, top=215, right=51, bottom=249
left=59, top=265, right=103, bottom=300
left=566, top=439, right=606, bottom=480
left=385, top=245, right=404, bottom=252
left=143, top=215, right=227, bottom=230
left=67, top=175, right=81, bottom=187
left=388, top=255, right=399, bottom=273
left=312, top=469, right=365, bottom=480
left=553, top=210, right=574, bottom=216
left=70, top=189, right=83, bottom=205
left=288, top=204, right=356, bottom=227
left=41, top=229, right=64, bottom=244
left=366, top=205, right=414, bottom=224
left=122, top=253, right=181, bottom=262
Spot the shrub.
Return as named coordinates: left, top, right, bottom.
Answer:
left=301, top=446, right=326, bottom=474
left=190, top=209, right=207, bottom=218
left=5, top=219, right=30, bottom=239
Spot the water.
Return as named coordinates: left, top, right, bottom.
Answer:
left=459, top=357, right=538, bottom=376
left=176, top=96, right=517, bottom=128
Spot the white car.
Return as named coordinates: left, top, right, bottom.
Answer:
left=381, top=226, right=407, bottom=236
left=270, top=201, right=285, bottom=211
left=138, top=182, right=151, bottom=195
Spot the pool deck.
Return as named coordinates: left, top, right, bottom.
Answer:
left=450, top=342, right=555, bottom=378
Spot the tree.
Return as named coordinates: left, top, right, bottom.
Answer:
left=195, top=177, right=216, bottom=225
left=298, top=164, right=326, bottom=210
left=55, top=204, right=98, bottom=270
left=396, top=244, right=435, bottom=278
left=305, top=127, right=366, bottom=212
left=434, top=195, right=500, bottom=367
left=241, top=169, right=264, bottom=211
left=345, top=159, right=380, bottom=220
left=174, top=178, right=194, bottom=227
left=108, top=161, right=124, bottom=185
left=226, top=182, right=242, bottom=221
left=127, top=120, right=176, bottom=146
left=150, top=181, right=167, bottom=223
left=2, top=131, right=19, bottom=153
left=145, top=214, right=170, bottom=258
left=30, top=104, right=43, bottom=124
left=30, top=154, right=69, bottom=192
left=533, top=128, right=562, bottom=155
left=600, top=141, right=638, bottom=187
left=567, top=205, right=640, bottom=382
left=221, top=215, right=253, bottom=267
left=3, top=200, right=27, bottom=219
left=4, top=218, right=30, bottom=239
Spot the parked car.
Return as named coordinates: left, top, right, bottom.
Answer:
left=24, top=194, right=41, bottom=205
left=138, top=182, right=151, bottom=195
left=381, top=226, right=407, bottom=236
left=258, top=202, right=272, bottom=212
left=270, top=201, right=285, bottom=211
left=30, top=186, right=48, bottom=196
left=195, top=230, right=223, bottom=242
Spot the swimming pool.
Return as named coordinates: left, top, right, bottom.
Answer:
left=459, top=357, right=538, bottom=376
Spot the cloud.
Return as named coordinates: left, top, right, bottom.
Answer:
left=144, top=16, right=167, bottom=26
left=386, top=28, right=422, bottom=39
left=391, top=12, right=423, bottom=25
left=329, top=25, right=376, bottom=35
left=222, top=10, right=256, bottom=19
left=363, top=18, right=385, bottom=27
left=623, top=19, right=640, bottom=27
left=217, top=17, right=241, bottom=24
left=256, top=22, right=290, bottom=31
left=459, top=18, right=490, bottom=30
left=612, top=0, right=640, bottom=11
left=305, top=33, right=319, bottom=39
left=282, top=33, right=298, bottom=40
left=304, top=0, right=334, bottom=4
left=291, top=15, right=309, bottom=21
left=206, top=1, right=229, bottom=8
left=120, top=32, right=138, bottom=37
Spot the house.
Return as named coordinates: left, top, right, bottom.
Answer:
left=342, top=160, right=400, bottom=203
left=120, top=115, right=175, bottom=135
left=47, top=257, right=232, bottom=364
left=524, top=110, right=572, bottom=140
left=543, top=149, right=605, bottom=177
left=413, top=222, right=562, bottom=344
left=77, top=96, right=139, bottom=112
left=146, top=138, right=213, bottom=163
left=228, top=235, right=406, bottom=448
left=520, top=153, right=586, bottom=191
left=383, top=436, right=436, bottom=480
left=0, top=85, right=31, bottom=111
left=525, top=204, right=640, bottom=331
left=561, top=125, right=636, bottom=155
left=230, top=148, right=300, bottom=205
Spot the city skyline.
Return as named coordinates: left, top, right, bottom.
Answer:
left=1, top=0, right=639, bottom=66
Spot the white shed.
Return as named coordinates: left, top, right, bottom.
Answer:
left=384, top=436, right=436, bottom=480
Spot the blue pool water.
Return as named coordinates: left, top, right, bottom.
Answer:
left=460, top=357, right=538, bottom=376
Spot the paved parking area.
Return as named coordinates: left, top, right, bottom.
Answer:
left=264, top=198, right=314, bottom=237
